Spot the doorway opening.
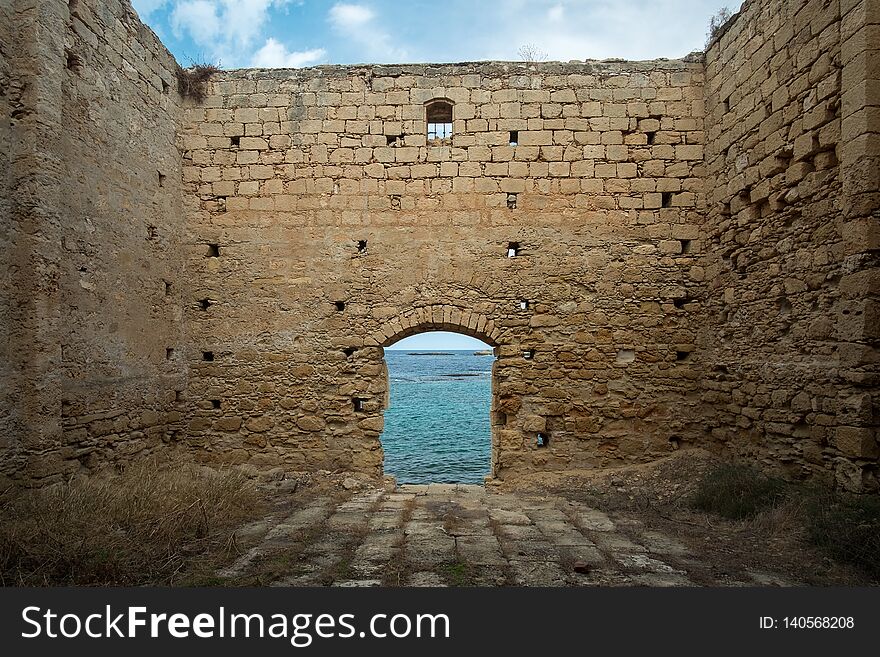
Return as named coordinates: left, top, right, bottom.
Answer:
left=381, top=330, right=496, bottom=485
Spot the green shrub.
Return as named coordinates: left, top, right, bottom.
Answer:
left=692, top=463, right=788, bottom=519
left=806, top=491, right=880, bottom=579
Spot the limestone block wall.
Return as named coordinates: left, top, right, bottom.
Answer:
left=0, top=0, right=187, bottom=486
left=180, top=61, right=708, bottom=478
left=701, top=0, right=880, bottom=490
left=2, top=0, right=875, bottom=489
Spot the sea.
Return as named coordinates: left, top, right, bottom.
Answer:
left=381, top=349, right=494, bottom=485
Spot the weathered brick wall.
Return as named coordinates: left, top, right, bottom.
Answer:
left=180, top=61, right=708, bottom=478
left=701, top=0, right=879, bottom=490
left=0, top=0, right=187, bottom=486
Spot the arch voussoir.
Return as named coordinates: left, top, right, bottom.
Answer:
left=373, top=306, right=501, bottom=348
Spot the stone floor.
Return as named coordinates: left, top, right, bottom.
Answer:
left=219, top=483, right=792, bottom=587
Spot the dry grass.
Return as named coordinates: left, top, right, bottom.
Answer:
left=176, top=63, right=219, bottom=102
left=691, top=462, right=788, bottom=520
left=0, top=461, right=258, bottom=586
left=691, top=463, right=880, bottom=581
left=805, top=490, right=880, bottom=579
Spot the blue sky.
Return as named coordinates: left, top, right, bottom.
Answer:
left=133, top=1, right=735, bottom=69
left=386, top=331, right=491, bottom=350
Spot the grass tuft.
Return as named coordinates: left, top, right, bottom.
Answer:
left=176, top=63, right=219, bottom=102
left=0, top=461, right=257, bottom=586
left=805, top=490, right=880, bottom=579
left=691, top=462, right=788, bottom=520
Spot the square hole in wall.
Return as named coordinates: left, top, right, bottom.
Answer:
left=519, top=300, right=530, bottom=310
left=661, top=192, right=673, bottom=208
left=357, top=240, right=367, bottom=253
left=616, top=349, right=635, bottom=364
left=676, top=351, right=691, bottom=361
left=161, top=79, right=170, bottom=94
left=523, top=349, right=535, bottom=359
left=166, top=347, right=174, bottom=360
left=536, top=432, right=549, bottom=447
left=230, top=135, right=240, bottom=148
left=646, top=131, right=656, bottom=145
left=202, top=351, right=214, bottom=361
left=210, top=399, right=221, bottom=409
left=164, top=280, right=172, bottom=296
left=206, top=244, right=220, bottom=257
left=507, top=241, right=520, bottom=257
left=198, top=298, right=212, bottom=310
left=66, top=50, right=82, bottom=72
left=334, top=300, right=346, bottom=312
left=507, top=193, right=518, bottom=209
left=509, top=131, right=519, bottom=146
left=175, top=390, right=184, bottom=402
left=386, top=134, right=404, bottom=146
left=723, top=96, right=730, bottom=112
left=158, top=170, right=166, bottom=187
left=680, top=239, right=692, bottom=254
left=343, top=347, right=357, bottom=357
left=353, top=397, right=365, bottom=412
left=673, top=297, right=690, bottom=309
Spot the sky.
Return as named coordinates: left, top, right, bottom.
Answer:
left=386, top=331, right=491, bottom=351
left=132, top=0, right=736, bottom=69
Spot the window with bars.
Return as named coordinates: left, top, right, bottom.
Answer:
left=426, top=100, right=453, bottom=141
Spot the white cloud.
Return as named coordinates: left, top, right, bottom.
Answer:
left=170, top=0, right=306, bottom=67
left=329, top=3, right=375, bottom=29
left=251, top=39, right=326, bottom=68
left=327, top=2, right=407, bottom=62
left=131, top=0, right=169, bottom=17
left=170, top=0, right=221, bottom=46
left=476, top=0, right=727, bottom=62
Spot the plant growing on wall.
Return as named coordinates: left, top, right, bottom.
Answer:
left=176, top=63, right=220, bottom=103
left=705, top=6, right=733, bottom=48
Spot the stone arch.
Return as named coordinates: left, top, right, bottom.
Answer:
left=367, top=304, right=503, bottom=482
left=366, top=304, right=501, bottom=348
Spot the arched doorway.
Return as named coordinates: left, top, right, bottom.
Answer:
left=381, top=330, right=496, bottom=484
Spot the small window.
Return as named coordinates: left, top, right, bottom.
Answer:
left=509, top=131, right=518, bottom=146
left=426, top=100, right=453, bottom=141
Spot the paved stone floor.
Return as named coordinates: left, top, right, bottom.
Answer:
left=219, top=483, right=790, bottom=587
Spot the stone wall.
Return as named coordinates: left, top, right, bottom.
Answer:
left=701, top=0, right=880, bottom=490
left=1, top=0, right=877, bottom=489
left=180, top=60, right=707, bottom=478
left=0, top=0, right=16, bottom=478
left=0, top=0, right=186, bottom=486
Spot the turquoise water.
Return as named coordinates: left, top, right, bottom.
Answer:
left=381, top=350, right=494, bottom=484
